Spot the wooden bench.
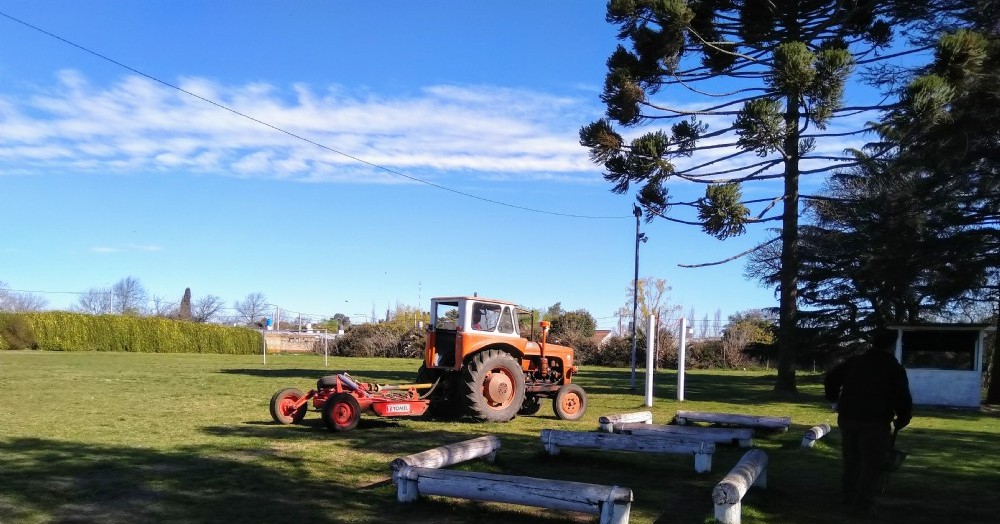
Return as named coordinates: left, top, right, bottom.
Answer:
left=615, top=423, right=754, bottom=448
left=712, top=449, right=768, bottom=524
left=389, top=435, right=500, bottom=484
left=541, top=429, right=715, bottom=473
left=598, top=411, right=653, bottom=432
left=675, top=410, right=791, bottom=432
left=801, top=423, right=832, bottom=448
left=395, top=465, right=632, bottom=524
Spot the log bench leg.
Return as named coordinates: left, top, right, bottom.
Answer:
left=695, top=450, right=713, bottom=474
left=600, top=487, right=632, bottom=524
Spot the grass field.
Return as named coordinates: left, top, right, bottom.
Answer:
left=1, top=351, right=998, bottom=523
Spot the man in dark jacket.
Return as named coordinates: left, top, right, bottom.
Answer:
left=824, top=329, right=913, bottom=512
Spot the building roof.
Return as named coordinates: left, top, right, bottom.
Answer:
left=592, top=329, right=613, bottom=346
left=887, top=323, right=995, bottom=332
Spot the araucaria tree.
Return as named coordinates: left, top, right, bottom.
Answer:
left=581, top=0, right=952, bottom=392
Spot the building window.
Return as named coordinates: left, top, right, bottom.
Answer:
left=900, top=330, right=978, bottom=371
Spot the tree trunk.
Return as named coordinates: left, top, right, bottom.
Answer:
left=775, top=93, right=801, bottom=393
left=985, top=287, right=1000, bottom=404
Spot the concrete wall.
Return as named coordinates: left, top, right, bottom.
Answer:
left=264, top=332, right=328, bottom=353
left=893, top=327, right=985, bottom=408
left=905, top=369, right=981, bottom=408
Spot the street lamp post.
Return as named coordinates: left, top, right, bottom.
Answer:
left=630, top=204, right=647, bottom=391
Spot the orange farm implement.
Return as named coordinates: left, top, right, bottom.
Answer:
left=270, top=372, right=433, bottom=432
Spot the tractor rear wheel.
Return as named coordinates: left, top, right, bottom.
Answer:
left=553, top=384, right=587, bottom=421
left=270, top=388, right=308, bottom=424
left=322, top=392, right=361, bottom=432
left=462, top=349, right=525, bottom=422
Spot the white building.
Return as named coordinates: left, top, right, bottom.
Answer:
left=888, top=323, right=994, bottom=408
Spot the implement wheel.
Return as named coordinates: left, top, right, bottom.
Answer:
left=270, top=388, right=308, bottom=424
left=322, top=392, right=361, bottom=432
left=462, top=349, right=525, bottom=422
left=553, top=384, right=587, bottom=421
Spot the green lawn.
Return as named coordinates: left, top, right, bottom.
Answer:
left=1, top=351, right=997, bottom=523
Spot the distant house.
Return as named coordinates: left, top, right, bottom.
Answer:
left=888, top=323, right=994, bottom=408
left=592, top=329, right=613, bottom=348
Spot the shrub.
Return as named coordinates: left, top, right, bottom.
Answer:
left=584, top=335, right=635, bottom=368
left=1, top=311, right=260, bottom=354
left=0, top=314, right=37, bottom=350
left=685, top=339, right=726, bottom=369
left=548, top=331, right=598, bottom=366
left=333, top=323, right=425, bottom=358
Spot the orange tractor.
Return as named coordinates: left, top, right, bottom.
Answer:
left=417, top=296, right=587, bottom=422
left=268, top=295, right=587, bottom=431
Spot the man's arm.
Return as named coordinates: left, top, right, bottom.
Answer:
left=893, top=363, right=913, bottom=428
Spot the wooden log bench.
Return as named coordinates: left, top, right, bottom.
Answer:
left=801, top=423, right=832, bottom=448
left=395, top=465, right=633, bottom=524
left=598, top=411, right=653, bottom=432
left=712, top=449, right=768, bottom=524
left=389, top=435, right=500, bottom=484
left=541, top=429, right=715, bottom=473
left=615, top=423, right=754, bottom=448
left=675, top=410, right=791, bottom=432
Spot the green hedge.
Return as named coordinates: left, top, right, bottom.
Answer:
left=0, top=312, right=262, bottom=354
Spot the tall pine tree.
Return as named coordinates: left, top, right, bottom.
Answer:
left=581, top=0, right=964, bottom=392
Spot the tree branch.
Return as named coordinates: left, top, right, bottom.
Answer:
left=679, top=238, right=781, bottom=268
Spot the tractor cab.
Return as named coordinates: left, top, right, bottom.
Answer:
left=427, top=297, right=523, bottom=369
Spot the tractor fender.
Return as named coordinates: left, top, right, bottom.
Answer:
left=462, top=343, right=524, bottom=366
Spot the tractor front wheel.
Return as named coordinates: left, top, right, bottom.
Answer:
left=270, top=388, right=308, bottom=424
left=462, top=349, right=525, bottom=422
left=553, top=384, right=587, bottom=421
left=322, top=393, right=361, bottom=432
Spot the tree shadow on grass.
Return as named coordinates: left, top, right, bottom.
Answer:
left=0, top=437, right=352, bottom=524
left=577, top=367, right=830, bottom=406
left=0, top=435, right=599, bottom=524
left=220, top=368, right=419, bottom=385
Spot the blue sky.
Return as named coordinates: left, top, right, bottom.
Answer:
left=0, top=2, right=863, bottom=329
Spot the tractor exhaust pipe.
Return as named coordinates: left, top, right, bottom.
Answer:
left=539, top=320, right=551, bottom=375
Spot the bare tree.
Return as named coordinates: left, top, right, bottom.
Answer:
left=625, top=277, right=683, bottom=332
left=721, top=324, right=755, bottom=368
left=75, top=287, right=113, bottom=314
left=110, top=276, right=147, bottom=315
left=712, top=309, right=723, bottom=338
left=234, top=292, right=269, bottom=326
left=193, top=295, right=225, bottom=323
left=700, top=314, right=710, bottom=339
left=0, top=282, right=48, bottom=312
left=624, top=277, right=684, bottom=359
left=149, top=296, right=178, bottom=317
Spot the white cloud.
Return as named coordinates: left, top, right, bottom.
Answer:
left=88, top=244, right=163, bottom=254
left=0, top=72, right=602, bottom=183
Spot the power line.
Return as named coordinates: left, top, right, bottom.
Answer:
left=0, top=10, right=630, bottom=221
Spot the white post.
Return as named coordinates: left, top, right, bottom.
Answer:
left=678, top=317, right=687, bottom=401
left=645, top=314, right=656, bottom=407
left=324, top=331, right=329, bottom=367
left=261, top=330, right=267, bottom=365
